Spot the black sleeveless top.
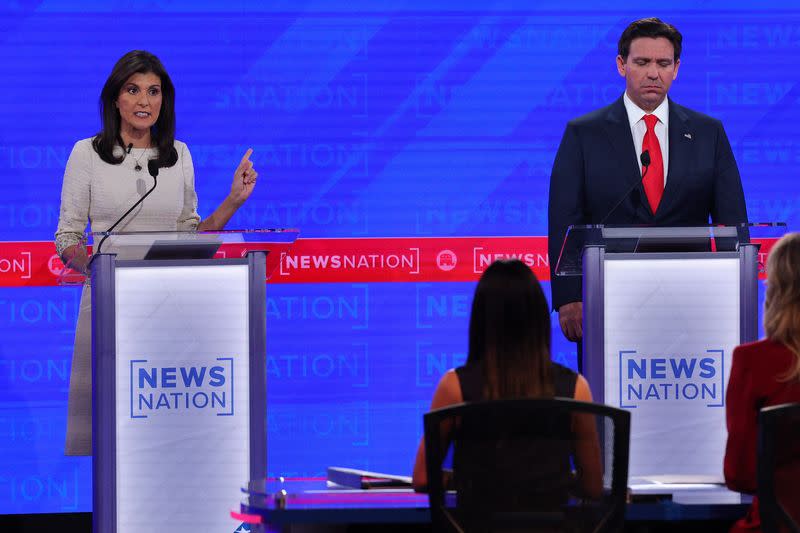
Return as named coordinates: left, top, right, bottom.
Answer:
left=455, top=361, right=578, bottom=401
left=450, top=362, right=582, bottom=513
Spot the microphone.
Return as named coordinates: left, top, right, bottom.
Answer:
left=95, top=160, right=159, bottom=254
left=147, top=159, right=160, bottom=178
left=598, top=150, right=651, bottom=225
left=640, top=149, right=651, bottom=169
left=126, top=143, right=133, bottom=154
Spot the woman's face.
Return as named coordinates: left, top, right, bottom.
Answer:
left=116, top=72, right=162, bottom=136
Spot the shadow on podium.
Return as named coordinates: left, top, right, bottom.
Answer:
left=0, top=513, right=739, bottom=531
left=0, top=513, right=91, bottom=532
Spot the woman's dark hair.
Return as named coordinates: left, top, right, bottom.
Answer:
left=92, top=50, right=178, bottom=168
left=618, top=17, right=682, bottom=61
left=467, top=259, right=553, bottom=400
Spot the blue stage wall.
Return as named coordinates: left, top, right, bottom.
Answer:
left=0, top=1, right=796, bottom=513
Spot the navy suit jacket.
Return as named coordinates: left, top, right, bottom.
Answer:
left=547, top=95, right=748, bottom=310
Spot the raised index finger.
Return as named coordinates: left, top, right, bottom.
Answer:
left=238, top=148, right=254, bottom=168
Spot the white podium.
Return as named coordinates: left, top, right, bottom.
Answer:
left=556, top=225, right=764, bottom=482
left=80, top=230, right=297, bottom=533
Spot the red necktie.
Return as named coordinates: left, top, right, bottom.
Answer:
left=642, top=114, right=664, bottom=213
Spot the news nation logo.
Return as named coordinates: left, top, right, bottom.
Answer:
left=130, top=358, right=234, bottom=419
left=472, top=246, right=548, bottom=273
left=0, top=251, right=31, bottom=279
left=279, top=248, right=420, bottom=276
left=618, top=349, right=725, bottom=409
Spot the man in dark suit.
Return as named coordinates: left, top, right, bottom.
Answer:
left=548, top=18, right=748, bottom=350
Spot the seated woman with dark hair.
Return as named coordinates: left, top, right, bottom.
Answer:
left=725, top=232, right=800, bottom=532
left=411, top=259, right=602, bottom=499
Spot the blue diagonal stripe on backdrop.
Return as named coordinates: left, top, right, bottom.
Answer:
left=298, top=15, right=515, bottom=221
left=359, top=16, right=618, bottom=235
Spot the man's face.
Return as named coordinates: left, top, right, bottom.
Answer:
left=616, top=36, right=680, bottom=112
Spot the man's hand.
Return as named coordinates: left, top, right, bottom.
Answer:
left=558, top=301, right=583, bottom=342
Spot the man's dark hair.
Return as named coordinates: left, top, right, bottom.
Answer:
left=618, top=18, right=682, bottom=61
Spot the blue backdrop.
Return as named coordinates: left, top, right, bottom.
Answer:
left=0, top=1, right=797, bottom=513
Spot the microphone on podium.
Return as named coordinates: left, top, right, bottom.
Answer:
left=640, top=149, right=651, bottom=170
left=147, top=159, right=160, bottom=178
left=598, top=150, right=651, bottom=225
left=95, top=160, right=160, bottom=254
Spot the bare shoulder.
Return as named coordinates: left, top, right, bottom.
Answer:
left=430, top=369, right=463, bottom=409
left=573, top=373, right=593, bottom=402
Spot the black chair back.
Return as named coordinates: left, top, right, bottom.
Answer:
left=424, top=398, right=630, bottom=533
left=758, top=402, right=800, bottom=533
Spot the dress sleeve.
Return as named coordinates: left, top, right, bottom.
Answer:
left=54, top=141, right=92, bottom=258
left=177, top=143, right=201, bottom=231
left=724, top=345, right=759, bottom=493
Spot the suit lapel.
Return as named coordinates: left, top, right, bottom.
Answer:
left=602, top=97, right=644, bottom=208
left=660, top=101, right=692, bottom=217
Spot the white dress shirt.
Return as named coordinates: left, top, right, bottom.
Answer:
left=623, top=92, right=669, bottom=182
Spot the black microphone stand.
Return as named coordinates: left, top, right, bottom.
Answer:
left=95, top=160, right=159, bottom=254
left=598, top=150, right=651, bottom=226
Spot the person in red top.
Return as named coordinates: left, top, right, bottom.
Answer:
left=725, top=232, right=800, bottom=532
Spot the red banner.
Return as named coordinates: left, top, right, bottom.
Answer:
left=0, top=237, right=777, bottom=287
left=0, top=241, right=66, bottom=287
left=272, top=236, right=549, bottom=283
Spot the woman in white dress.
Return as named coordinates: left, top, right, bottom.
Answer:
left=55, top=50, right=258, bottom=455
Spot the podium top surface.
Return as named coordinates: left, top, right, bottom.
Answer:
left=89, top=228, right=299, bottom=247
left=58, top=228, right=299, bottom=285
left=235, top=477, right=749, bottom=523
left=555, top=223, right=786, bottom=276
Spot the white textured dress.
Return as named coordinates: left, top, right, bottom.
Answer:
left=55, top=138, right=200, bottom=455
